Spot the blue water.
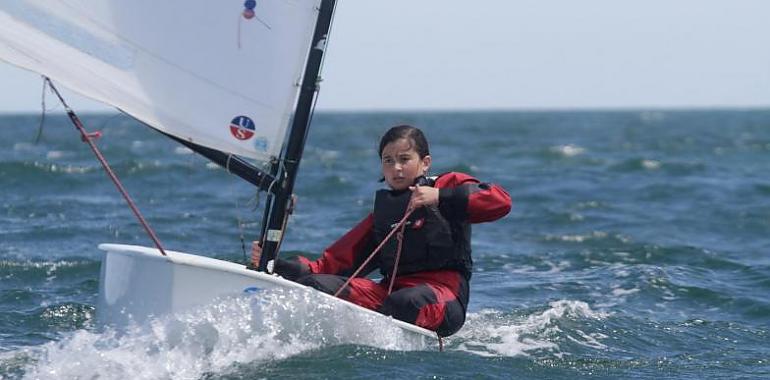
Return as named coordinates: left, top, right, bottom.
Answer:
left=1, top=110, right=769, bottom=379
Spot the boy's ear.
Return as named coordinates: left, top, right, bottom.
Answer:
left=422, top=155, right=432, bottom=173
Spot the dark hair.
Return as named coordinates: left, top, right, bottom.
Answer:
left=378, top=125, right=430, bottom=158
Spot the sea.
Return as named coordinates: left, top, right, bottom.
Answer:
left=0, top=109, right=768, bottom=379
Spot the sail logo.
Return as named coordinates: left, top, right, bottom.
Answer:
left=229, top=116, right=255, bottom=140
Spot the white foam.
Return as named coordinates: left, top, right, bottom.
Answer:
left=550, top=144, right=585, bottom=157
left=566, top=329, right=608, bottom=350
left=610, top=263, right=630, bottom=278
left=14, top=142, right=37, bottom=151
left=18, top=288, right=430, bottom=379
left=453, top=300, right=608, bottom=358
left=503, top=264, right=538, bottom=273
left=317, top=149, right=339, bottom=163
left=42, top=163, right=90, bottom=174
left=611, top=287, right=640, bottom=297
left=546, top=230, right=608, bottom=243
left=503, top=260, right=570, bottom=274
left=45, top=150, right=67, bottom=159
left=641, top=159, right=661, bottom=170
left=545, top=260, right=571, bottom=274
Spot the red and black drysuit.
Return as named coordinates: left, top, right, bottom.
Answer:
left=273, top=172, right=511, bottom=337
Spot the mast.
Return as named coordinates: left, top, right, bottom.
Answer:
left=256, top=0, right=336, bottom=271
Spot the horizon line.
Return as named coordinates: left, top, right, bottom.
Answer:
left=1, top=104, right=769, bottom=116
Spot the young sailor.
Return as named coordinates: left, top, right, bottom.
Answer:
left=252, top=125, right=511, bottom=337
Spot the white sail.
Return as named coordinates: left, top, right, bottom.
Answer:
left=0, top=0, right=321, bottom=162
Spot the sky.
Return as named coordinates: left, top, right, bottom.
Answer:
left=1, top=0, right=769, bottom=113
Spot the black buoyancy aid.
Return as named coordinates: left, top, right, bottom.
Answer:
left=373, top=184, right=472, bottom=278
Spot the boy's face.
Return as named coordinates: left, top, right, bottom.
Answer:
left=380, top=138, right=431, bottom=191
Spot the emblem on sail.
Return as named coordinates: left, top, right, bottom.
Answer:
left=229, top=115, right=269, bottom=152
left=229, top=115, right=256, bottom=140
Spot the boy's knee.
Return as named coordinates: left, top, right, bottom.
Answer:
left=379, top=286, right=434, bottom=322
left=436, top=300, right=466, bottom=337
left=297, top=274, right=345, bottom=295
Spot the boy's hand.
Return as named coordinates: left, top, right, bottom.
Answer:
left=251, top=241, right=262, bottom=267
left=408, top=185, right=439, bottom=209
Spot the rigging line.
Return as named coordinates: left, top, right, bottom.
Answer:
left=333, top=207, right=415, bottom=298
left=265, top=157, right=285, bottom=197
left=252, top=160, right=274, bottom=209
left=237, top=201, right=249, bottom=262
left=226, top=153, right=248, bottom=261
left=237, top=14, right=242, bottom=50
left=44, top=77, right=167, bottom=256
left=243, top=188, right=261, bottom=263
left=33, top=76, right=48, bottom=144
left=225, top=153, right=233, bottom=173
left=223, top=153, right=262, bottom=263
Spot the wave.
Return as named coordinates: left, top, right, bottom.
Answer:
left=0, top=259, right=98, bottom=284
left=608, top=158, right=706, bottom=175
left=452, top=300, right=609, bottom=358
left=8, top=287, right=430, bottom=380
left=549, top=144, right=586, bottom=158
left=0, top=158, right=218, bottom=182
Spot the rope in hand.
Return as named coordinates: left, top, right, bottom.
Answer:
left=332, top=205, right=415, bottom=298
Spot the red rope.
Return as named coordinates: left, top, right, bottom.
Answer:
left=330, top=200, right=445, bottom=348
left=46, top=79, right=167, bottom=256
left=333, top=207, right=414, bottom=298
left=386, top=219, right=407, bottom=295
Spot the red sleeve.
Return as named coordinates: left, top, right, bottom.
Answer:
left=298, top=213, right=376, bottom=276
left=434, top=172, right=512, bottom=223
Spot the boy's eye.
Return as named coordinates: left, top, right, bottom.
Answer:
left=382, top=157, right=394, bottom=165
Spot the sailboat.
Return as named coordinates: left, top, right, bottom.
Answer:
left=0, top=1, right=436, bottom=344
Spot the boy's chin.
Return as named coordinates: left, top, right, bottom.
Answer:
left=386, top=179, right=410, bottom=190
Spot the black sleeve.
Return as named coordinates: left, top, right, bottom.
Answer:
left=273, top=257, right=311, bottom=281
left=438, top=184, right=470, bottom=221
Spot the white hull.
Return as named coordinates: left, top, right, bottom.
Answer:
left=97, top=244, right=436, bottom=341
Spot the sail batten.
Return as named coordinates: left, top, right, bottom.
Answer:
left=0, top=0, right=322, bottom=163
